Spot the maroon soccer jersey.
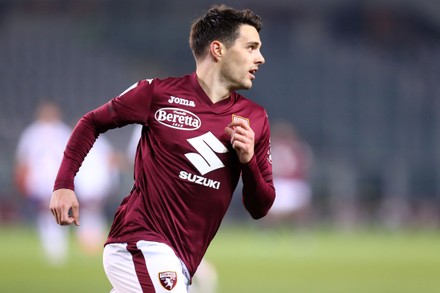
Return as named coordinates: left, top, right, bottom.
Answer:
left=54, top=72, right=275, bottom=276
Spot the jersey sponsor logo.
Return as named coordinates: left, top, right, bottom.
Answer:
left=185, top=132, right=228, bottom=175
left=158, top=271, right=177, bottom=291
left=168, top=95, right=196, bottom=107
left=154, top=107, right=201, bottom=131
left=180, top=132, right=228, bottom=190
left=179, top=171, right=221, bottom=190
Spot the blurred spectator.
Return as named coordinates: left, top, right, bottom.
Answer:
left=267, top=122, right=313, bottom=227
left=14, top=100, right=119, bottom=262
left=14, top=101, right=72, bottom=265
left=74, top=134, right=120, bottom=255
left=126, top=124, right=143, bottom=166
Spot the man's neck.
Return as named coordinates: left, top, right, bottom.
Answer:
left=196, top=63, right=231, bottom=104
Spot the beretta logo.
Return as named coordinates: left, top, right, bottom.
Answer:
left=154, top=107, right=201, bottom=131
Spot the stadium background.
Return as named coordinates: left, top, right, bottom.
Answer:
left=1, top=1, right=440, bottom=292
left=1, top=0, right=439, bottom=228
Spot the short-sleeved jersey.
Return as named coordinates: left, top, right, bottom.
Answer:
left=55, top=72, right=274, bottom=276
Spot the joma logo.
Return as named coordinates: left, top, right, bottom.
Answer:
left=168, top=96, right=196, bottom=107
left=154, top=107, right=201, bottom=131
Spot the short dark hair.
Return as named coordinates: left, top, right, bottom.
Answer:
left=189, top=4, right=262, bottom=59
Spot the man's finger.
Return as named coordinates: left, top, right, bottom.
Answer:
left=228, top=120, right=250, bottom=130
left=49, top=200, right=60, bottom=225
left=59, top=204, right=73, bottom=225
left=224, top=126, right=233, bottom=136
left=54, top=209, right=60, bottom=225
left=71, top=205, right=80, bottom=226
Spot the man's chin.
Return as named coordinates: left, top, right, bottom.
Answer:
left=231, top=80, right=253, bottom=91
left=241, top=81, right=253, bottom=90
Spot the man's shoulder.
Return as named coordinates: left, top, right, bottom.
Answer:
left=149, top=74, right=191, bottom=87
left=128, top=75, right=191, bottom=97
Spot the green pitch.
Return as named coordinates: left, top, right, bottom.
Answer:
left=207, top=226, right=440, bottom=293
left=0, top=225, right=439, bottom=293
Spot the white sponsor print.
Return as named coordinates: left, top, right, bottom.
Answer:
left=179, top=171, right=221, bottom=190
left=154, top=107, right=201, bottom=130
left=185, top=132, right=228, bottom=175
left=180, top=132, right=229, bottom=190
left=168, top=95, right=196, bottom=107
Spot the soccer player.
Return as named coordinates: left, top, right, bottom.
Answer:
left=268, top=122, right=313, bottom=227
left=16, top=101, right=71, bottom=266
left=50, top=4, right=275, bottom=293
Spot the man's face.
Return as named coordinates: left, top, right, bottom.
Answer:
left=220, top=24, right=265, bottom=90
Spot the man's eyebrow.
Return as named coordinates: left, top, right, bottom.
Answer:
left=246, top=41, right=262, bottom=47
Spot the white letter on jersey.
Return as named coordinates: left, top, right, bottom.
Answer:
left=185, top=132, right=228, bottom=175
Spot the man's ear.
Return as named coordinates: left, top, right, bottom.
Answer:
left=210, top=41, right=223, bottom=62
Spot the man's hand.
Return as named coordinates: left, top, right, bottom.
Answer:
left=49, top=188, right=80, bottom=226
left=224, top=120, right=255, bottom=164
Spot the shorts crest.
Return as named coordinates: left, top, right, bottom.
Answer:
left=159, top=271, right=177, bottom=291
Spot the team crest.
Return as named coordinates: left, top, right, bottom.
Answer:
left=232, top=114, right=250, bottom=126
left=159, top=271, right=177, bottom=291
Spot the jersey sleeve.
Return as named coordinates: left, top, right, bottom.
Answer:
left=240, top=111, right=275, bottom=219
left=53, top=79, right=155, bottom=190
